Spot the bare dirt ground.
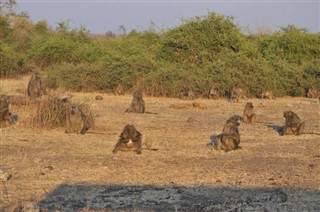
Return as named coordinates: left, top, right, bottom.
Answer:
left=1, top=76, right=320, bottom=211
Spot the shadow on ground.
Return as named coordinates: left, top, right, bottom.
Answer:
left=38, top=184, right=319, bottom=211
left=267, top=124, right=284, bottom=135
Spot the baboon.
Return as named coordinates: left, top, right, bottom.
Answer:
left=125, top=90, right=145, bottom=113
left=209, top=116, right=241, bottom=152
left=307, top=87, right=319, bottom=99
left=282, top=111, right=305, bottom=135
left=112, top=124, right=142, bottom=154
left=65, top=104, right=88, bottom=134
left=114, top=84, right=125, bottom=96
left=95, top=95, right=103, bottom=100
left=230, top=85, right=246, bottom=103
left=212, top=134, right=240, bottom=152
left=261, top=90, right=275, bottom=100
left=243, top=102, right=256, bottom=124
left=179, top=88, right=195, bottom=100
left=222, top=116, right=241, bottom=144
left=208, top=86, right=219, bottom=100
left=27, top=72, right=45, bottom=98
left=0, top=95, right=13, bottom=127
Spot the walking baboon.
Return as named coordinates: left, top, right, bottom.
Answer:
left=27, top=72, right=45, bottom=98
left=307, top=87, right=318, bottom=99
left=261, top=90, right=275, bottom=100
left=112, top=124, right=142, bottom=154
left=230, top=85, right=246, bottom=103
left=114, top=84, right=125, bottom=96
left=243, top=102, right=256, bottom=124
left=65, top=104, right=88, bottom=134
left=125, top=90, right=145, bottom=113
left=208, top=86, right=219, bottom=100
left=282, top=111, right=305, bottom=135
left=0, top=95, right=13, bottom=127
left=179, top=88, right=195, bottom=100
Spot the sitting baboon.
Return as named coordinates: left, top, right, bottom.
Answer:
left=307, top=87, right=319, bottom=99
left=212, top=134, right=240, bottom=152
left=0, top=95, right=13, bottom=127
left=208, top=86, right=219, bottom=100
left=230, top=85, right=246, bottom=103
left=179, top=88, right=195, bottom=100
left=27, top=72, right=45, bottom=98
left=112, top=124, right=142, bottom=154
left=261, top=90, right=275, bottom=100
left=114, top=84, right=125, bottom=96
left=65, top=104, right=88, bottom=134
left=209, top=116, right=241, bottom=152
left=125, top=90, right=145, bottom=113
left=243, top=102, right=256, bottom=124
left=282, top=111, right=305, bottom=135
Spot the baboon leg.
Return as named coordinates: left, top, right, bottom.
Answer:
left=65, top=117, right=71, bottom=133
left=283, top=126, right=294, bottom=135
left=243, top=115, right=249, bottom=123
left=297, top=122, right=305, bottom=135
left=251, top=114, right=256, bottom=123
left=113, top=139, right=128, bottom=154
left=133, top=138, right=142, bottom=154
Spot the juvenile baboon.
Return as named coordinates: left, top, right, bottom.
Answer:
left=125, top=90, right=145, bottom=113
left=230, top=85, right=246, bottom=103
left=282, top=111, right=305, bottom=135
left=261, top=90, right=275, bottom=100
left=0, top=95, right=13, bottom=127
left=112, top=124, right=142, bottom=154
left=179, top=88, right=195, bottom=100
left=208, top=86, right=219, bottom=100
left=307, top=87, right=319, bottom=99
left=114, top=84, right=125, bottom=96
left=243, top=102, right=256, bottom=124
left=27, top=72, right=45, bottom=98
left=65, top=104, right=88, bottom=134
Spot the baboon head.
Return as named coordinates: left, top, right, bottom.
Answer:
left=70, top=104, right=80, bottom=115
left=134, top=90, right=143, bottom=100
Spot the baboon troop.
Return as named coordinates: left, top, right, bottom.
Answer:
left=243, top=102, right=256, bottom=124
left=114, top=84, right=125, bottom=96
left=208, top=86, right=219, bottom=100
left=65, top=104, right=88, bottom=134
left=307, top=87, right=319, bottom=99
left=0, top=95, right=13, bottom=127
left=282, top=111, right=305, bottom=136
left=27, top=72, right=45, bottom=98
left=113, top=124, right=142, bottom=154
left=125, top=90, right=145, bottom=113
left=230, top=85, right=246, bottom=103
left=261, top=90, right=275, bottom=100
left=211, top=116, right=241, bottom=152
left=179, top=88, right=195, bottom=100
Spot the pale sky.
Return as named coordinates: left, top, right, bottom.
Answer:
left=16, top=1, right=320, bottom=34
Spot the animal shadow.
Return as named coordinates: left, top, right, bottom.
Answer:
left=267, top=125, right=284, bottom=135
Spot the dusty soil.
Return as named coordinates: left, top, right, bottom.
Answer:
left=0, top=76, right=319, bottom=211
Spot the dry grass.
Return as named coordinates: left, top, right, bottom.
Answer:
left=0, top=76, right=320, bottom=210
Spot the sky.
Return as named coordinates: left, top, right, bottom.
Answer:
left=15, top=0, right=320, bottom=34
